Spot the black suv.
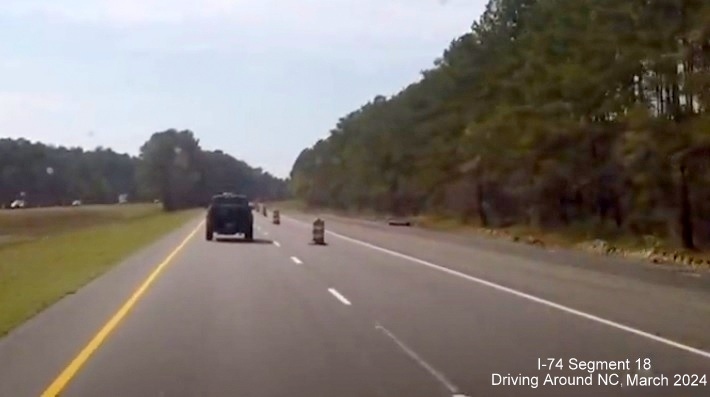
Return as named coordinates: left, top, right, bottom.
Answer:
left=206, top=193, right=254, bottom=241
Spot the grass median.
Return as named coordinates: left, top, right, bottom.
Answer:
left=0, top=204, right=199, bottom=336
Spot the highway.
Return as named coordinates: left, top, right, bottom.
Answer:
left=1, top=210, right=709, bottom=396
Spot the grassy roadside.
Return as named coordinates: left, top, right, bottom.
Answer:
left=268, top=200, right=710, bottom=270
left=414, top=216, right=710, bottom=269
left=0, top=203, right=164, bottom=246
left=0, top=207, right=198, bottom=336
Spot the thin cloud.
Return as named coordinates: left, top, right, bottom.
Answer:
left=0, top=0, right=481, bottom=63
left=1, top=1, right=477, bottom=42
left=0, top=0, right=246, bottom=24
left=0, top=92, right=76, bottom=114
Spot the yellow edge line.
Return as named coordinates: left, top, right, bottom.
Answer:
left=41, top=220, right=205, bottom=397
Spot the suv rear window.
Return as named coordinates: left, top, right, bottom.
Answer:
left=212, top=195, right=248, bottom=206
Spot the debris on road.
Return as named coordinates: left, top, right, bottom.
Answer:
left=387, top=218, right=412, bottom=227
left=312, top=218, right=326, bottom=245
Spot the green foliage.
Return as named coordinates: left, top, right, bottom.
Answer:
left=138, top=129, right=204, bottom=210
left=290, top=0, right=710, bottom=248
left=0, top=139, right=136, bottom=206
left=0, top=131, right=289, bottom=211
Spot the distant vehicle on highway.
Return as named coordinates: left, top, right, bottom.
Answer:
left=10, top=199, right=26, bottom=209
left=206, top=193, right=254, bottom=241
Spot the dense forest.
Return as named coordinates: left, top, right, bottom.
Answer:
left=0, top=129, right=289, bottom=210
left=290, top=0, right=710, bottom=249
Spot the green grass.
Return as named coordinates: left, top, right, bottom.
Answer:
left=0, top=206, right=198, bottom=336
left=0, top=203, right=163, bottom=245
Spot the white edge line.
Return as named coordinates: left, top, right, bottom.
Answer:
left=273, top=241, right=281, bottom=247
left=290, top=256, right=303, bottom=264
left=282, top=216, right=710, bottom=360
left=328, top=288, right=351, bottom=306
left=375, top=322, right=461, bottom=394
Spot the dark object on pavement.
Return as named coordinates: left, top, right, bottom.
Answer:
left=206, top=193, right=254, bottom=241
left=387, top=218, right=412, bottom=227
left=312, top=218, right=326, bottom=245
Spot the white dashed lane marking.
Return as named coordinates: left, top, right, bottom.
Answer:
left=327, top=288, right=351, bottom=306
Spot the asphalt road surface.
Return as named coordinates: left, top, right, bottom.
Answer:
left=1, top=210, right=709, bottom=397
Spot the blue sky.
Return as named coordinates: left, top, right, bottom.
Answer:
left=0, top=0, right=487, bottom=178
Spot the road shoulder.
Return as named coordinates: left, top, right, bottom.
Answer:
left=0, top=216, right=203, bottom=397
left=280, top=211, right=710, bottom=351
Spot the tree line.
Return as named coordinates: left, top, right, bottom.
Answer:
left=0, top=129, right=289, bottom=211
left=290, top=0, right=710, bottom=249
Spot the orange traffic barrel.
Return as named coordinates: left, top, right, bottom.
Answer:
left=313, top=218, right=325, bottom=245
